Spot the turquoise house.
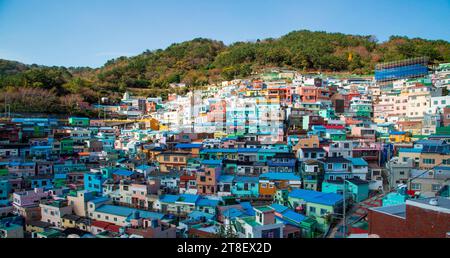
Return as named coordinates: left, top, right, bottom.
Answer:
left=53, top=162, right=88, bottom=174
left=382, top=186, right=410, bottom=207
left=321, top=178, right=369, bottom=203
left=319, top=109, right=336, bottom=120
left=257, top=148, right=290, bottom=162
left=231, top=176, right=259, bottom=198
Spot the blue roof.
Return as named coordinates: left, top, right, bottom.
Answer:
left=398, top=148, right=422, bottom=153
left=416, top=139, right=446, bottom=146
left=240, top=202, right=255, bottom=216
left=347, top=158, right=369, bottom=166
left=218, top=175, right=234, bottom=183
left=282, top=210, right=307, bottom=224
left=269, top=203, right=289, bottom=213
left=30, top=145, right=52, bottom=149
left=137, top=210, right=165, bottom=220
left=188, top=211, right=214, bottom=221
left=289, top=189, right=343, bottom=206
left=54, top=174, right=67, bottom=179
left=222, top=208, right=244, bottom=219
left=159, top=194, right=179, bottom=203
left=434, top=166, right=450, bottom=171
left=178, top=194, right=200, bottom=204
left=96, top=205, right=134, bottom=216
left=260, top=172, right=301, bottom=181
left=135, top=165, right=150, bottom=170
left=9, top=161, right=35, bottom=166
left=237, top=148, right=260, bottom=153
left=201, top=160, right=223, bottom=166
left=90, top=197, right=110, bottom=204
left=196, top=198, right=220, bottom=207
left=175, top=143, right=203, bottom=149
left=389, top=131, right=406, bottom=135
left=234, top=176, right=259, bottom=183
left=96, top=204, right=164, bottom=220
left=112, top=169, right=134, bottom=177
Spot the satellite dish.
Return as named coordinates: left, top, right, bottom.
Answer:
left=429, top=198, right=438, bottom=206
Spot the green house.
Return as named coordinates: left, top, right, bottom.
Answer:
left=326, top=130, right=347, bottom=141
left=0, top=168, right=8, bottom=177
left=68, top=117, right=90, bottom=127
left=60, top=138, right=74, bottom=154
left=288, top=189, right=343, bottom=232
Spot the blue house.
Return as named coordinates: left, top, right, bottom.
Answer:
left=84, top=172, right=106, bottom=194
left=319, top=157, right=352, bottom=181
left=297, top=147, right=327, bottom=161
left=196, top=198, right=220, bottom=215
left=30, top=176, right=54, bottom=190
left=0, top=179, right=10, bottom=205
left=267, top=153, right=297, bottom=173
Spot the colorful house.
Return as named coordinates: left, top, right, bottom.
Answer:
left=320, top=157, right=352, bottom=181
left=321, top=178, right=369, bottom=203
left=288, top=189, right=343, bottom=232
left=68, top=117, right=90, bottom=127
left=231, top=176, right=259, bottom=198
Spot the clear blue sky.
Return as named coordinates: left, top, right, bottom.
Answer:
left=0, top=0, right=449, bottom=68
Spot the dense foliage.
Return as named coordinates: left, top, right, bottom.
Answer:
left=1, top=30, right=449, bottom=114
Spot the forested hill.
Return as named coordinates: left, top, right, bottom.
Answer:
left=1, top=30, right=449, bottom=106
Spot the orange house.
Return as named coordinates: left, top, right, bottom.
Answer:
left=259, top=180, right=276, bottom=198
left=196, top=167, right=220, bottom=195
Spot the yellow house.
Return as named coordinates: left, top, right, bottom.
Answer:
left=25, top=221, right=52, bottom=234
left=75, top=217, right=92, bottom=232
left=389, top=132, right=412, bottom=143
left=156, top=152, right=189, bottom=172
left=418, top=152, right=450, bottom=169
left=61, top=214, right=81, bottom=228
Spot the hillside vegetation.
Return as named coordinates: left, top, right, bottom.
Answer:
left=0, top=30, right=449, bottom=114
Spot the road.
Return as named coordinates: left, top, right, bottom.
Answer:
left=327, top=192, right=385, bottom=238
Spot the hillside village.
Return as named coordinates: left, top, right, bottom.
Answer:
left=0, top=59, right=450, bottom=238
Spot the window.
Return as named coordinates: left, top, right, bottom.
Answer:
left=320, top=209, right=327, bottom=215
left=411, top=183, right=421, bottom=190
left=342, top=164, right=348, bottom=169
left=327, top=164, right=333, bottom=170
left=309, top=207, right=316, bottom=214
left=423, top=158, right=435, bottom=165
left=432, top=184, right=441, bottom=192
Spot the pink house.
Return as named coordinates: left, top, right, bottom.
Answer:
left=13, top=188, right=51, bottom=208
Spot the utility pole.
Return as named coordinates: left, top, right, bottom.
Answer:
left=342, top=179, right=346, bottom=238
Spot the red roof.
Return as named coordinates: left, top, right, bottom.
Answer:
left=325, top=125, right=345, bottom=130
left=91, top=220, right=121, bottom=233
left=105, top=224, right=121, bottom=233
left=91, top=220, right=111, bottom=229
left=180, top=175, right=196, bottom=181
